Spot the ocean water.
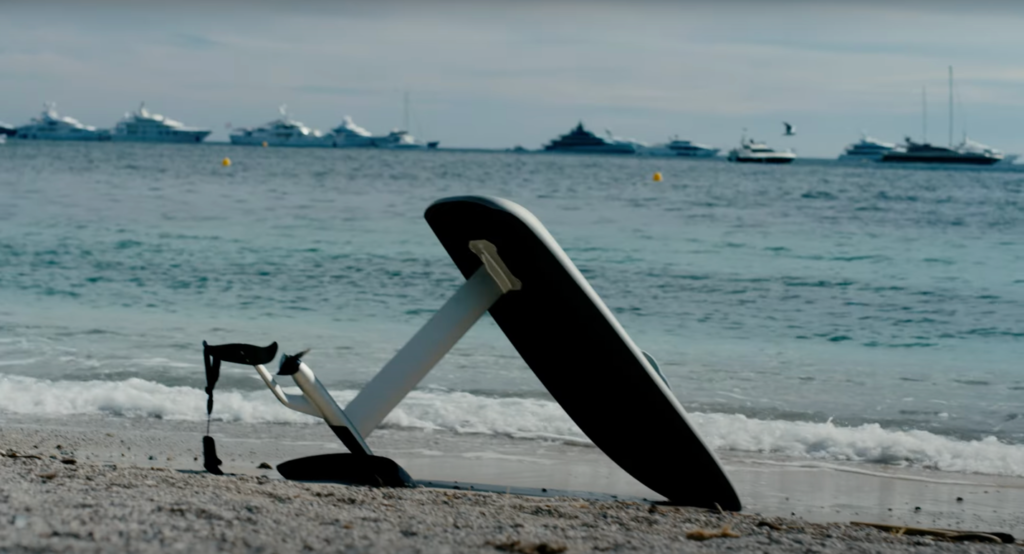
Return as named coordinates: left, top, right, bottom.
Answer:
left=1, top=141, right=1023, bottom=477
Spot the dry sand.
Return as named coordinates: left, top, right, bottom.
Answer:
left=1, top=419, right=1022, bottom=553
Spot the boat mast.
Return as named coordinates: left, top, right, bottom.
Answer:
left=922, top=86, right=927, bottom=143
left=403, top=91, right=410, bottom=132
left=948, top=66, right=953, bottom=148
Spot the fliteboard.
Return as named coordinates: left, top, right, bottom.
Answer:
left=425, top=196, right=741, bottom=510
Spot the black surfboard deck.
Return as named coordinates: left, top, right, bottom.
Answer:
left=424, top=196, right=741, bottom=510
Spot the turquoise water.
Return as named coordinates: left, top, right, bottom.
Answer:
left=1, top=141, right=1023, bottom=475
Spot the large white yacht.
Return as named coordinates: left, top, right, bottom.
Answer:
left=330, top=116, right=378, bottom=148
left=230, top=106, right=332, bottom=147
left=374, top=129, right=439, bottom=149
left=958, top=137, right=1011, bottom=164
left=640, top=137, right=719, bottom=157
left=14, top=103, right=111, bottom=141
left=838, top=133, right=896, bottom=161
left=112, top=103, right=211, bottom=143
left=727, top=136, right=795, bottom=163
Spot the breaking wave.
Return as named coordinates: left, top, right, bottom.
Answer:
left=2, top=374, right=1023, bottom=477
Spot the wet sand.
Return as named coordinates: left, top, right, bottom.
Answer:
left=2, top=417, right=1022, bottom=552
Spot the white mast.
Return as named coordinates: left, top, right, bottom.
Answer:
left=948, top=66, right=953, bottom=148
left=403, top=91, right=410, bottom=132
left=922, top=86, right=927, bottom=143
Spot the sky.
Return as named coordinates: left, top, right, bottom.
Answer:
left=2, top=1, right=1024, bottom=157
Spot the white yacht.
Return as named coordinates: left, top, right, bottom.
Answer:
left=14, top=103, right=111, bottom=141
left=640, top=137, right=719, bottom=157
left=0, top=121, right=15, bottom=137
left=330, top=116, right=378, bottom=148
left=112, top=103, right=211, bottom=143
left=230, top=106, right=332, bottom=147
left=374, top=129, right=439, bottom=149
left=958, top=137, right=1010, bottom=163
left=838, top=133, right=896, bottom=161
left=727, top=136, right=795, bottom=164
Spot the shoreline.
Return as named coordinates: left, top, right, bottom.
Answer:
left=2, top=417, right=1023, bottom=551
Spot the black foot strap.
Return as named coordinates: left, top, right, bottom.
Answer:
left=201, top=341, right=278, bottom=475
left=203, top=436, right=224, bottom=475
left=201, top=341, right=278, bottom=419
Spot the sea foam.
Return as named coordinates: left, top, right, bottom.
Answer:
left=2, top=374, right=1023, bottom=477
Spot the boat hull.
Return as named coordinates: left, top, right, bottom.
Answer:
left=729, top=156, right=795, bottom=164
left=672, top=149, right=719, bottom=158
left=838, top=152, right=886, bottom=162
left=230, top=135, right=332, bottom=147
left=641, top=147, right=719, bottom=158
left=112, top=131, right=211, bottom=144
left=333, top=137, right=378, bottom=148
left=543, top=145, right=636, bottom=154
left=880, top=153, right=1001, bottom=165
left=14, top=131, right=111, bottom=141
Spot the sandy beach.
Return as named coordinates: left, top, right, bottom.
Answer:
left=2, top=418, right=1022, bottom=553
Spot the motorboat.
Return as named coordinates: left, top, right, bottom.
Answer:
left=727, top=137, right=795, bottom=163
left=838, top=133, right=896, bottom=161
left=958, top=137, right=1010, bottom=164
left=883, top=67, right=1004, bottom=166
left=375, top=91, right=441, bottom=150
left=543, top=122, right=636, bottom=154
left=330, top=116, right=378, bottom=148
left=229, top=105, right=332, bottom=147
left=14, top=103, right=111, bottom=141
left=880, top=138, right=1002, bottom=165
left=0, top=122, right=15, bottom=137
left=640, top=137, right=719, bottom=157
left=112, top=103, right=211, bottom=143
left=374, top=129, right=439, bottom=149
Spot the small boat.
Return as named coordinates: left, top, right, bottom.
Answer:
left=113, top=102, right=211, bottom=143
left=230, top=105, right=332, bottom=147
left=374, top=129, right=438, bottom=149
left=14, top=103, right=111, bottom=141
left=330, top=116, right=378, bottom=148
left=880, top=138, right=1002, bottom=165
left=838, top=133, right=896, bottom=161
left=727, top=136, right=795, bottom=163
left=543, top=122, right=636, bottom=154
left=640, top=137, right=719, bottom=157
left=375, top=91, right=441, bottom=150
left=0, top=122, right=15, bottom=137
